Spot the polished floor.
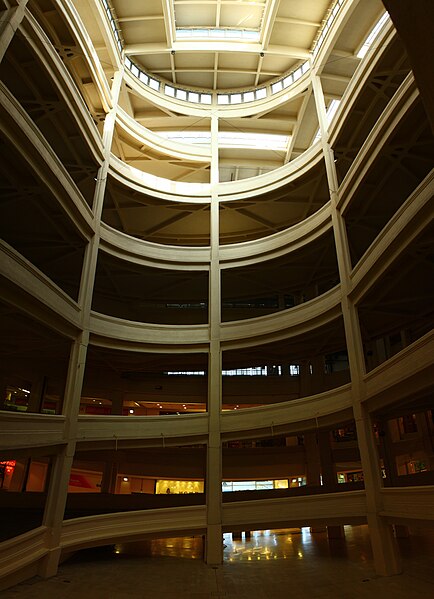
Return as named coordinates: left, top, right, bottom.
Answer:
left=3, top=525, right=434, bottom=598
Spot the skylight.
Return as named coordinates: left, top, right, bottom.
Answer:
left=313, top=99, right=341, bottom=142
left=159, top=130, right=289, bottom=151
left=176, top=28, right=260, bottom=41
left=172, top=0, right=266, bottom=43
left=357, top=12, right=390, bottom=59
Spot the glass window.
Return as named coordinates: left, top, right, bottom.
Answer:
left=293, top=67, right=302, bottom=81
left=149, top=78, right=160, bottom=91
left=165, top=85, right=175, bottom=97
left=271, top=81, right=283, bottom=94
left=218, top=94, right=230, bottom=105
left=139, top=71, right=149, bottom=85
left=282, top=74, right=293, bottom=88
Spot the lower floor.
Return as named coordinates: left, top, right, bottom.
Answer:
left=3, top=525, right=434, bottom=598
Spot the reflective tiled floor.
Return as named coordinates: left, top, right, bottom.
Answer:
left=3, top=525, right=434, bottom=598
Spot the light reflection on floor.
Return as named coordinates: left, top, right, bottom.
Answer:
left=110, top=524, right=434, bottom=575
left=224, top=528, right=305, bottom=562
left=114, top=536, right=204, bottom=560
left=113, top=525, right=377, bottom=563
left=222, top=526, right=372, bottom=562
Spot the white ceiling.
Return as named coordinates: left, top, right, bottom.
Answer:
left=113, top=0, right=331, bottom=90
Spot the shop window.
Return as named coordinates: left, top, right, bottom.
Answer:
left=337, top=470, right=364, bottom=483
left=332, top=425, right=357, bottom=442
left=398, top=414, right=418, bottom=437
left=155, top=479, right=204, bottom=494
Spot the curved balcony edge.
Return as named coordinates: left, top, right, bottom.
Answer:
left=22, top=9, right=105, bottom=164
left=338, top=73, right=418, bottom=214
left=350, top=169, right=434, bottom=303
left=329, top=21, right=397, bottom=147
left=0, top=82, right=95, bottom=238
left=221, top=384, right=352, bottom=439
left=0, top=526, right=48, bottom=582
left=0, top=412, right=66, bottom=452
left=222, top=490, right=367, bottom=529
left=0, top=240, right=82, bottom=336
left=59, top=505, right=207, bottom=550
left=221, top=286, right=342, bottom=347
left=89, top=311, right=210, bottom=347
left=364, top=330, right=434, bottom=412
left=117, top=107, right=211, bottom=164
left=99, top=223, right=211, bottom=270
left=220, top=203, right=332, bottom=268
left=55, top=0, right=113, bottom=112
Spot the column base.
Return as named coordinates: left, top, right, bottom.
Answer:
left=368, top=514, right=402, bottom=576
left=38, top=547, right=61, bottom=579
left=205, top=523, right=223, bottom=566
left=327, top=525, right=345, bottom=539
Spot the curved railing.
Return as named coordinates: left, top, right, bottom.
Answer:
left=0, top=83, right=94, bottom=238
left=99, top=223, right=211, bottom=269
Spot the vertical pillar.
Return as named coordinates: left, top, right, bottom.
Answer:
left=39, top=332, right=88, bottom=577
left=415, top=412, right=434, bottom=470
left=27, top=375, right=47, bottom=413
left=205, top=112, right=223, bottom=565
left=100, top=460, right=118, bottom=494
left=377, top=418, right=399, bottom=486
left=311, top=72, right=401, bottom=576
left=299, top=360, right=313, bottom=397
left=110, top=390, right=124, bottom=415
left=0, top=0, right=28, bottom=64
left=38, top=66, right=124, bottom=578
left=318, top=430, right=336, bottom=491
left=304, top=432, right=321, bottom=487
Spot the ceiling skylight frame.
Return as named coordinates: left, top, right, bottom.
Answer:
left=175, top=27, right=261, bottom=42
left=101, top=0, right=123, bottom=54
left=113, top=0, right=387, bottom=112
left=158, top=130, right=290, bottom=152
left=172, top=0, right=266, bottom=43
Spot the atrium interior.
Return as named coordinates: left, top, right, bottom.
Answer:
left=0, top=0, right=433, bottom=592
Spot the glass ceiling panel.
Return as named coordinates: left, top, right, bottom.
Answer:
left=173, top=0, right=266, bottom=41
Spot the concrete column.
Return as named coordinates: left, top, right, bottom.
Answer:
left=205, top=112, right=223, bottom=565
left=299, top=360, right=313, bottom=397
left=327, top=525, right=345, bottom=539
left=415, top=412, right=434, bottom=469
left=110, top=390, right=124, bottom=415
left=304, top=432, right=321, bottom=487
left=100, top=461, right=118, bottom=494
left=38, top=332, right=88, bottom=578
left=318, top=430, right=336, bottom=491
left=377, top=419, right=399, bottom=486
left=0, top=0, right=28, bottom=63
left=27, top=376, right=47, bottom=413
left=311, top=72, right=401, bottom=576
left=78, top=66, right=124, bottom=321
left=38, top=67, right=124, bottom=579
